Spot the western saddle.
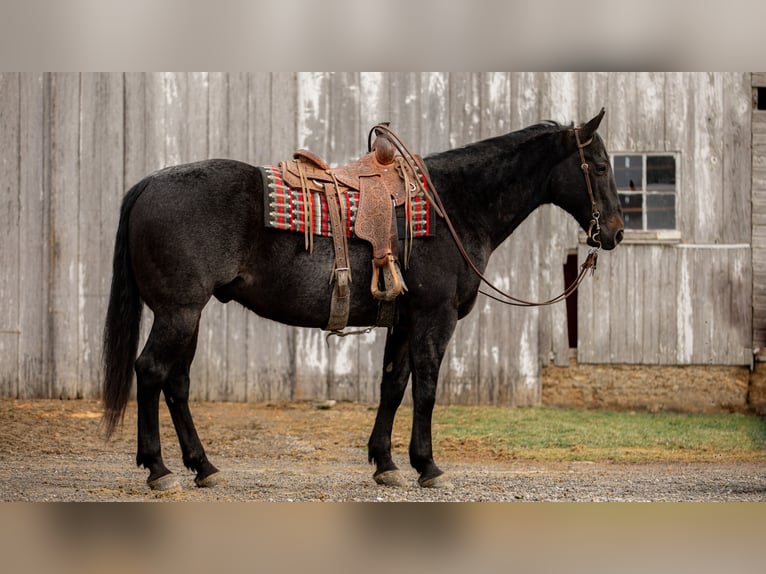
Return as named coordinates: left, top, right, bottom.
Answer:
left=278, top=125, right=432, bottom=332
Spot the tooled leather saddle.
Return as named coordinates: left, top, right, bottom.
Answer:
left=276, top=125, right=432, bottom=332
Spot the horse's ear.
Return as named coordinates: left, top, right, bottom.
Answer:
left=580, top=107, right=606, bottom=138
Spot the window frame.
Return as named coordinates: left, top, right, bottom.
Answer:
left=610, top=151, right=681, bottom=244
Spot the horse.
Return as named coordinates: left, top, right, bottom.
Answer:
left=102, top=108, right=624, bottom=491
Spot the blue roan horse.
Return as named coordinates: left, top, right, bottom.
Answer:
left=102, top=109, right=624, bottom=491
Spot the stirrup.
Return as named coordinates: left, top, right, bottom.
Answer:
left=370, top=255, right=407, bottom=301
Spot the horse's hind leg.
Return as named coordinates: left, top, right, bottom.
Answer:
left=368, top=323, right=411, bottom=486
left=135, top=306, right=219, bottom=490
left=162, top=322, right=222, bottom=488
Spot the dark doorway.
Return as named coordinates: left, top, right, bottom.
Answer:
left=563, top=252, right=579, bottom=348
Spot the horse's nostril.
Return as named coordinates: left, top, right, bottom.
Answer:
left=615, top=229, right=624, bottom=244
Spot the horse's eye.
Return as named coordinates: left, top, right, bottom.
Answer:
left=594, top=163, right=608, bottom=175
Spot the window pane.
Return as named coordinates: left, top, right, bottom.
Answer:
left=619, top=193, right=643, bottom=229
left=646, top=194, right=676, bottom=229
left=647, top=156, right=676, bottom=192
left=613, top=155, right=642, bottom=191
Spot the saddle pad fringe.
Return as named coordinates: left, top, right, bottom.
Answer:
left=260, top=165, right=432, bottom=239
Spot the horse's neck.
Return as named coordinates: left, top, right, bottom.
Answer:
left=426, top=133, right=562, bottom=251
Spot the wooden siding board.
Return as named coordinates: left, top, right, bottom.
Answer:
left=388, top=73, right=420, bottom=148
left=223, top=72, right=250, bottom=403
left=357, top=72, right=391, bottom=404
left=78, top=73, right=124, bottom=398
left=244, top=72, right=296, bottom=402
left=479, top=73, right=527, bottom=406
left=327, top=72, right=362, bottom=402
left=606, top=72, right=637, bottom=151
left=0, top=73, right=20, bottom=396
left=445, top=72, right=482, bottom=405
left=658, top=246, right=679, bottom=364
left=693, top=72, right=725, bottom=244
left=198, top=72, right=230, bottom=402
left=49, top=72, right=81, bottom=398
left=577, top=72, right=609, bottom=134
left=544, top=73, right=581, bottom=366
left=123, top=73, right=146, bottom=187
left=293, top=72, right=331, bottom=401
left=722, top=73, right=751, bottom=245
left=17, top=73, right=49, bottom=399
left=636, top=72, right=666, bottom=150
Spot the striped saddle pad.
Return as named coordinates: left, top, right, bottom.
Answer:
left=259, top=165, right=433, bottom=239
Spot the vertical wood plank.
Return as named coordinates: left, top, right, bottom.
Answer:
left=48, top=72, right=81, bottom=398
left=728, top=248, right=752, bottom=364
left=639, top=247, right=661, bottom=364
left=636, top=72, right=665, bottom=150
left=388, top=73, right=420, bottom=149
left=676, top=247, right=694, bottom=364
left=196, top=72, right=229, bottom=402
left=123, top=73, right=146, bottom=187
left=294, top=72, right=331, bottom=400
left=444, top=72, right=482, bottom=405
left=722, top=72, right=751, bottom=245
left=543, top=73, right=581, bottom=366
left=0, top=73, right=20, bottom=396
left=245, top=72, right=296, bottom=402
left=223, top=72, right=251, bottom=403
left=78, top=73, right=124, bottom=398
left=606, top=72, right=637, bottom=151
left=576, top=73, right=612, bottom=366
left=576, top=242, right=597, bottom=363
left=577, top=72, right=609, bottom=134
left=657, top=245, right=679, bottom=365
left=186, top=72, right=213, bottom=401
left=419, top=72, right=450, bottom=155
left=615, top=247, right=635, bottom=363
left=664, top=72, right=693, bottom=244
left=480, top=72, right=540, bottom=405
left=327, top=72, right=362, bottom=402
left=18, top=73, right=49, bottom=398
left=689, top=72, right=724, bottom=244
left=125, top=73, right=154, bottom=398
left=357, top=72, right=390, bottom=403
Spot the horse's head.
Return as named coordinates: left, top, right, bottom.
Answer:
left=547, top=108, right=624, bottom=251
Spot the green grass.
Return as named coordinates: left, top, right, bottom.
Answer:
left=429, top=406, right=766, bottom=463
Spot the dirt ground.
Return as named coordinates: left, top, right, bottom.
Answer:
left=0, top=399, right=764, bottom=502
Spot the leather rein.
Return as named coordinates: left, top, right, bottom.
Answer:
left=371, top=123, right=602, bottom=308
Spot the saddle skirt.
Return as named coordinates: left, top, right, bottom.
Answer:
left=260, top=164, right=432, bottom=242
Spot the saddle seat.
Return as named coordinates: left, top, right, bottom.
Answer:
left=278, top=130, right=425, bottom=331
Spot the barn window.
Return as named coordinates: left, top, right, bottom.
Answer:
left=612, top=154, right=677, bottom=231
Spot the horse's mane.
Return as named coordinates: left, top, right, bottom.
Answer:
left=425, top=119, right=571, bottom=163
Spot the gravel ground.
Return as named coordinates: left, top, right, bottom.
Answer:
left=1, top=399, right=764, bottom=502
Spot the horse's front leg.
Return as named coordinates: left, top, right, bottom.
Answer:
left=368, top=322, right=411, bottom=486
left=409, top=306, right=458, bottom=488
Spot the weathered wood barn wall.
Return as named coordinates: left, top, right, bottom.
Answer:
left=0, top=72, right=754, bottom=404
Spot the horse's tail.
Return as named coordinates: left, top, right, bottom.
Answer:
left=101, top=178, right=150, bottom=439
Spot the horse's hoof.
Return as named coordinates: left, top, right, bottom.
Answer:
left=195, top=471, right=226, bottom=488
left=148, top=474, right=181, bottom=492
left=418, top=474, right=454, bottom=489
left=373, top=469, right=404, bottom=487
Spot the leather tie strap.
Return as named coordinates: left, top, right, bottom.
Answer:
left=324, top=174, right=352, bottom=331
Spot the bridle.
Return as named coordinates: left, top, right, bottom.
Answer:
left=574, top=127, right=602, bottom=252
left=369, top=123, right=602, bottom=308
